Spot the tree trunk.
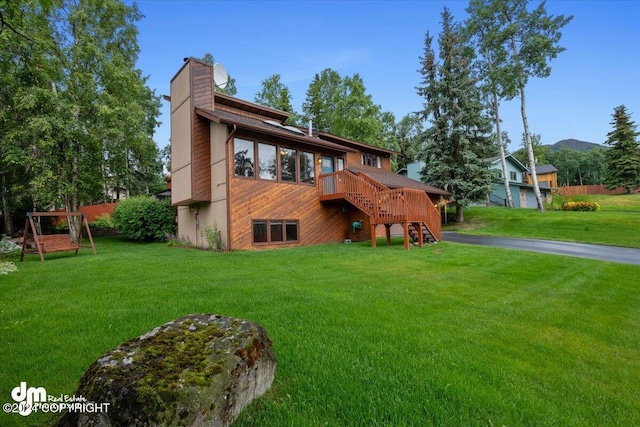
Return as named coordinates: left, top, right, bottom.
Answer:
left=65, top=141, right=80, bottom=243
left=456, top=203, right=464, bottom=223
left=519, top=85, right=545, bottom=211
left=1, top=173, right=14, bottom=236
left=510, top=34, right=545, bottom=211
left=493, top=91, right=514, bottom=208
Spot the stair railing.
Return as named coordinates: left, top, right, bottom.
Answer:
left=319, top=170, right=442, bottom=241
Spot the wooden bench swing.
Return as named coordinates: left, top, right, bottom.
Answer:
left=20, top=212, right=96, bottom=262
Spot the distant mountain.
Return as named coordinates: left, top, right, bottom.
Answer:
left=547, top=139, right=605, bottom=152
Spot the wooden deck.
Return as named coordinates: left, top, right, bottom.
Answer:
left=318, top=170, right=442, bottom=250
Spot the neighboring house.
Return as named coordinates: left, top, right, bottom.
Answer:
left=170, top=58, right=448, bottom=250
left=525, top=164, right=558, bottom=189
left=486, top=155, right=554, bottom=208
left=397, top=161, right=425, bottom=180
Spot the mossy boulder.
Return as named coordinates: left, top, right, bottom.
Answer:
left=56, top=314, right=276, bottom=427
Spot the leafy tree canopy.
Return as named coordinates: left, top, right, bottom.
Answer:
left=254, top=74, right=300, bottom=125
left=302, top=68, right=397, bottom=152
left=0, top=0, right=162, bottom=235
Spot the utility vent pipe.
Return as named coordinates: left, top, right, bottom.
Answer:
left=308, top=115, right=314, bottom=136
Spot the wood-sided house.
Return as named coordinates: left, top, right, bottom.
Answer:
left=170, top=58, right=447, bottom=250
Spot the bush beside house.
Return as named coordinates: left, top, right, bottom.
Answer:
left=112, top=196, right=176, bottom=241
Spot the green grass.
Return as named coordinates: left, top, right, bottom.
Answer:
left=446, top=194, right=640, bottom=248
left=1, top=237, right=639, bottom=426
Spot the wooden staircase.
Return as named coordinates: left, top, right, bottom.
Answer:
left=408, top=222, right=437, bottom=244
left=318, top=170, right=442, bottom=249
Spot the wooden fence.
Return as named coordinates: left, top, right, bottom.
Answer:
left=560, top=185, right=628, bottom=196
left=54, top=203, right=117, bottom=223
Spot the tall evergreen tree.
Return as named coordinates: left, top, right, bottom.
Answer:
left=417, top=7, right=495, bottom=223
left=604, top=105, right=640, bottom=193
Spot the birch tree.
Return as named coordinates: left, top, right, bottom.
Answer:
left=465, top=0, right=572, bottom=211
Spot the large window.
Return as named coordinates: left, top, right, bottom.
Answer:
left=252, top=220, right=299, bottom=244
left=234, top=138, right=315, bottom=185
left=234, top=138, right=255, bottom=177
left=300, top=151, right=315, bottom=184
left=280, top=147, right=297, bottom=182
left=258, top=143, right=277, bottom=180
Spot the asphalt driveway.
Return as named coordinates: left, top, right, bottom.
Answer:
left=442, top=232, right=640, bottom=265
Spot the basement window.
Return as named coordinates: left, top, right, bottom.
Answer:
left=252, top=220, right=299, bottom=245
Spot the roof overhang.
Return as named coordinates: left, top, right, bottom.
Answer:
left=318, top=131, right=399, bottom=156
left=349, top=166, right=450, bottom=197
left=195, top=107, right=355, bottom=153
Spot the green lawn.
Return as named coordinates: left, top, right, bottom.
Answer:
left=1, top=237, right=639, bottom=426
left=445, top=194, right=640, bottom=248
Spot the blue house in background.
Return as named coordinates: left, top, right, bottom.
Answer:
left=399, top=156, right=553, bottom=209
left=397, top=161, right=425, bottom=181
left=486, top=155, right=553, bottom=208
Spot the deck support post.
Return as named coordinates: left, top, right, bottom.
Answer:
left=370, top=223, right=377, bottom=248
left=385, top=224, right=392, bottom=246
left=403, top=222, right=410, bottom=251
left=417, top=222, right=424, bottom=247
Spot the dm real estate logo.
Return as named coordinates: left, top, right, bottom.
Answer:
left=4, top=382, right=110, bottom=417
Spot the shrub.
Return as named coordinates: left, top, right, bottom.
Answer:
left=0, top=261, right=17, bottom=275
left=0, top=235, right=21, bottom=258
left=112, top=196, right=176, bottom=241
left=0, top=235, right=19, bottom=275
left=545, top=194, right=565, bottom=211
left=561, top=201, right=600, bottom=212
left=202, top=221, right=224, bottom=251
left=91, top=213, right=115, bottom=229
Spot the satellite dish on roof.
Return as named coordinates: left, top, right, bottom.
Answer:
left=213, top=63, right=228, bottom=89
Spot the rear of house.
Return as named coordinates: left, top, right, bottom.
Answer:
left=170, top=58, right=446, bottom=250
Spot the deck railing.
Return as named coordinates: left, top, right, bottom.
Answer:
left=318, top=170, right=442, bottom=241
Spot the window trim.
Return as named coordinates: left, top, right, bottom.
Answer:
left=252, top=219, right=300, bottom=245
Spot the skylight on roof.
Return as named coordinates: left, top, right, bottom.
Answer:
left=263, top=119, right=284, bottom=128
left=283, top=125, right=305, bottom=135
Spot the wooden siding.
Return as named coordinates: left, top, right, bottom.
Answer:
left=229, top=178, right=348, bottom=250
left=189, top=62, right=213, bottom=201
left=192, top=115, right=211, bottom=201
left=227, top=139, right=349, bottom=250
left=190, top=61, right=213, bottom=110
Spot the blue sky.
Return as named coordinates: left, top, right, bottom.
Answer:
left=132, top=0, right=640, bottom=152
